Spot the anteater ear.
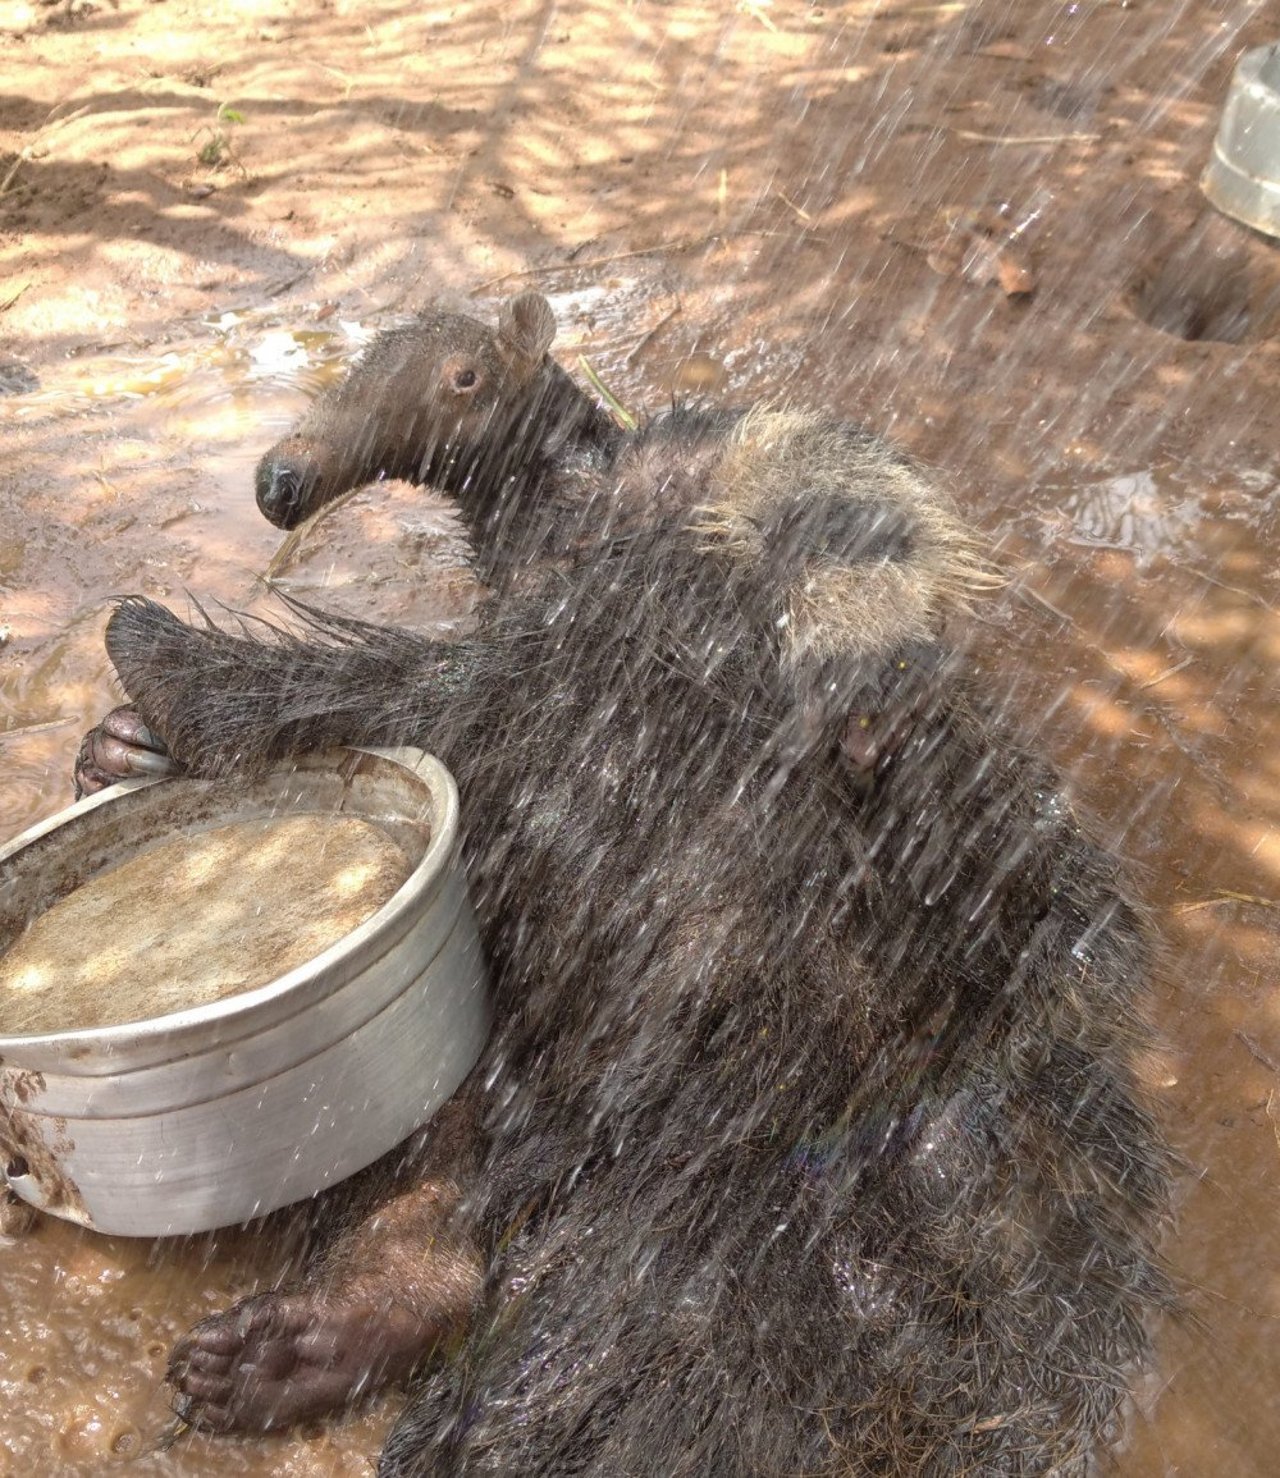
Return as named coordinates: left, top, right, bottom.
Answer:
left=498, top=291, right=556, bottom=368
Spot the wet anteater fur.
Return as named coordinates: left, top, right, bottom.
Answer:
left=97, top=404, right=1172, bottom=1475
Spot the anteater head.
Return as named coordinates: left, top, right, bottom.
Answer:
left=255, top=290, right=570, bottom=530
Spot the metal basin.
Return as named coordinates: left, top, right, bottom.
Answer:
left=1203, top=41, right=1280, bottom=239
left=0, top=748, right=490, bottom=1237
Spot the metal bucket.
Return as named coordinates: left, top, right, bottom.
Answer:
left=1203, top=41, right=1280, bottom=239
left=0, top=748, right=490, bottom=1237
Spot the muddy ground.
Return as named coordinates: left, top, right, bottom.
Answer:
left=1, top=0, right=1278, bottom=1473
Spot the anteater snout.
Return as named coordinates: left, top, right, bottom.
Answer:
left=255, top=452, right=314, bottom=529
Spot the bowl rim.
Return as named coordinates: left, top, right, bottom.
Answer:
left=0, top=746, right=459, bottom=1054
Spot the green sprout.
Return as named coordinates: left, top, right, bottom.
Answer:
left=192, top=103, right=247, bottom=171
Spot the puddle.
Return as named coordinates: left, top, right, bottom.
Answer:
left=0, top=324, right=357, bottom=422
left=1053, top=468, right=1203, bottom=564
left=0, top=1208, right=391, bottom=1476
left=0, top=321, right=377, bottom=846
left=1002, top=458, right=1279, bottom=583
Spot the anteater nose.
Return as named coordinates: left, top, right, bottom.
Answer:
left=255, top=457, right=308, bottom=529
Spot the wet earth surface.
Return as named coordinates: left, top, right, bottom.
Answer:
left=2, top=0, right=1279, bottom=1473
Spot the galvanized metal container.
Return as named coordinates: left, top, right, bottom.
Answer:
left=0, top=748, right=490, bottom=1237
left=1203, top=41, right=1280, bottom=239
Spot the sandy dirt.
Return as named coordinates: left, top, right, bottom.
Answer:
left=1, top=0, right=1279, bottom=1473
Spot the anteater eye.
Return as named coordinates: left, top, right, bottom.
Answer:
left=453, top=368, right=478, bottom=390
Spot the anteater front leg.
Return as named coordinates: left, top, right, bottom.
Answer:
left=79, top=596, right=473, bottom=783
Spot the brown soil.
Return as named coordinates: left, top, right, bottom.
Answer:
left=1, top=1, right=1278, bottom=1473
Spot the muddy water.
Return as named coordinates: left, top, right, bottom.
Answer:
left=0, top=315, right=360, bottom=842
left=0, top=1212, right=388, bottom=1475
left=0, top=813, right=411, bottom=1034
left=2, top=315, right=1278, bottom=1475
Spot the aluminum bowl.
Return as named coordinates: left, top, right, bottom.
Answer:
left=0, top=747, right=490, bottom=1237
left=1203, top=41, right=1280, bottom=239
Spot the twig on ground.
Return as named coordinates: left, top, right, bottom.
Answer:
left=471, top=230, right=823, bottom=293
left=0, top=102, right=91, bottom=197
left=774, top=189, right=812, bottom=222
left=262, top=486, right=367, bottom=582
left=1175, top=892, right=1280, bottom=916
left=1235, top=1031, right=1280, bottom=1076
left=1014, top=583, right=1075, bottom=625
left=626, top=302, right=682, bottom=365
left=1138, top=656, right=1194, bottom=691
left=0, top=719, right=73, bottom=743
left=950, top=128, right=1101, bottom=145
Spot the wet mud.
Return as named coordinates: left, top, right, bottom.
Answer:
left=1, top=1210, right=387, bottom=1475
left=2, top=0, right=1278, bottom=1473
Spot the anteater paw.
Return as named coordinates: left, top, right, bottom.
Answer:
left=73, top=705, right=179, bottom=798
left=166, top=1289, right=434, bottom=1433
